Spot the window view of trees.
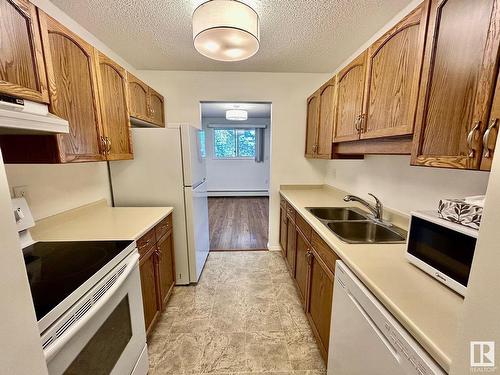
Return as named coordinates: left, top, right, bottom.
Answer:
left=214, top=129, right=255, bottom=158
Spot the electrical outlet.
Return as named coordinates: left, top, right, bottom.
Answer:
left=13, top=185, right=29, bottom=200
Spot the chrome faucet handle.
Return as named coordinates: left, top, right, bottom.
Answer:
left=368, top=193, right=383, bottom=220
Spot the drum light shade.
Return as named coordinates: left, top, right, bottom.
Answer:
left=226, top=109, right=248, bottom=121
left=193, top=0, right=260, bottom=62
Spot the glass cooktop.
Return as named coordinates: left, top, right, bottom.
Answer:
left=23, top=240, right=133, bottom=321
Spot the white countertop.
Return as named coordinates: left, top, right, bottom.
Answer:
left=280, top=185, right=463, bottom=373
left=31, top=200, right=174, bottom=241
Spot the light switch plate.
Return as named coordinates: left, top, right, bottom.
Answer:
left=11, top=197, right=34, bottom=232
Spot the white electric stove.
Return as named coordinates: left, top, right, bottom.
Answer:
left=12, top=198, right=148, bottom=375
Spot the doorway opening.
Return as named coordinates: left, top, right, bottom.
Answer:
left=200, top=101, right=271, bottom=251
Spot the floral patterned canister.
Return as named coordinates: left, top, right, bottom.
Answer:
left=438, top=199, right=483, bottom=230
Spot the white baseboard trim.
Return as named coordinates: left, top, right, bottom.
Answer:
left=267, top=245, right=282, bottom=252
left=208, top=190, right=269, bottom=197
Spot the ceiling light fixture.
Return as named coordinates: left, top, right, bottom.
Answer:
left=226, top=109, right=248, bottom=121
left=192, top=0, right=260, bottom=62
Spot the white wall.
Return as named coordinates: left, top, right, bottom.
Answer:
left=324, top=156, right=490, bottom=215
left=5, top=163, right=112, bottom=221
left=450, top=138, right=500, bottom=374
left=202, top=117, right=270, bottom=195
left=138, top=70, right=331, bottom=246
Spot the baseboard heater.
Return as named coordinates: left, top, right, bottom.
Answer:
left=208, top=190, right=269, bottom=197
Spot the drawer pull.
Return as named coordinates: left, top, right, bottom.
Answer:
left=139, top=239, right=150, bottom=248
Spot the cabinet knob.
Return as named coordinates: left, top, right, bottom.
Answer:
left=483, top=118, right=498, bottom=158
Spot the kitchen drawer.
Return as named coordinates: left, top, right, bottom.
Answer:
left=286, top=202, right=296, bottom=222
left=311, top=231, right=339, bottom=275
left=137, top=227, right=156, bottom=257
left=155, top=214, right=173, bottom=240
left=296, top=214, right=312, bottom=241
left=280, top=195, right=287, bottom=208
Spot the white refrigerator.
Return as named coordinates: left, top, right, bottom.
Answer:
left=109, top=124, right=209, bottom=284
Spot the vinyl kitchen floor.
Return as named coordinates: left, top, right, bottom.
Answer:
left=148, top=251, right=326, bottom=375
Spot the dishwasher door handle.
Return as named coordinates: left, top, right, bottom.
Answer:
left=347, top=290, right=401, bottom=361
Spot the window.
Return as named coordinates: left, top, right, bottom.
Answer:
left=214, top=129, right=256, bottom=158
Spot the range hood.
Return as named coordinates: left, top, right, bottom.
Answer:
left=0, top=96, right=69, bottom=135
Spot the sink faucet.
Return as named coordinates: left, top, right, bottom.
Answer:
left=344, top=193, right=383, bottom=221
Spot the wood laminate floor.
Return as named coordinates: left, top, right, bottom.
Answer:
left=148, top=251, right=326, bottom=374
left=208, top=197, right=269, bottom=251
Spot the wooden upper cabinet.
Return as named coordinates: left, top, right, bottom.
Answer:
left=305, top=90, right=320, bottom=157
left=333, top=51, right=367, bottom=143
left=127, top=72, right=149, bottom=122
left=481, top=74, right=500, bottom=171
left=95, top=52, right=133, bottom=160
left=149, top=88, right=165, bottom=127
left=0, top=0, right=48, bottom=103
left=127, top=72, right=165, bottom=127
left=362, top=4, right=428, bottom=140
left=38, top=11, right=104, bottom=162
left=316, top=79, right=336, bottom=158
left=412, top=0, right=500, bottom=170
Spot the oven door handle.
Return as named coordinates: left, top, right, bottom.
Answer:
left=44, top=252, right=140, bottom=361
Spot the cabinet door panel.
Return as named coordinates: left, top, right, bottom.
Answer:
left=316, top=81, right=336, bottom=158
left=481, top=75, right=500, bottom=171
left=157, top=233, right=175, bottom=308
left=333, top=52, right=367, bottom=143
left=139, top=249, right=160, bottom=336
left=127, top=72, right=149, bottom=122
left=95, top=52, right=133, bottom=160
left=295, top=228, right=309, bottom=305
left=305, top=92, right=320, bottom=157
left=362, top=5, right=427, bottom=139
left=39, top=12, right=104, bottom=162
left=286, top=218, right=296, bottom=276
left=306, top=251, right=334, bottom=361
left=412, top=0, right=500, bottom=169
left=0, top=0, right=48, bottom=102
left=149, top=88, right=165, bottom=127
left=279, top=206, right=287, bottom=256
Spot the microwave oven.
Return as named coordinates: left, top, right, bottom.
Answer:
left=406, top=211, right=478, bottom=296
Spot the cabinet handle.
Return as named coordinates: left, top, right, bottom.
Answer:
left=355, top=114, right=362, bottom=132
left=306, top=250, right=313, bottom=265
left=467, top=121, right=481, bottom=158
left=139, top=239, right=150, bottom=248
left=360, top=113, right=366, bottom=133
left=100, top=136, right=107, bottom=154
left=106, top=137, right=112, bottom=153
left=483, top=118, right=498, bottom=158
left=155, top=249, right=161, bottom=258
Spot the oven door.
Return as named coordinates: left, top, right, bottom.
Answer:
left=42, top=251, right=147, bottom=375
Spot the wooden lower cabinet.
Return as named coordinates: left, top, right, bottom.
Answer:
left=286, top=216, right=296, bottom=275
left=138, top=213, right=175, bottom=337
left=139, top=246, right=160, bottom=336
left=279, top=204, right=287, bottom=257
left=156, top=231, right=175, bottom=308
left=279, top=196, right=339, bottom=362
left=306, top=250, right=334, bottom=361
left=294, top=227, right=310, bottom=304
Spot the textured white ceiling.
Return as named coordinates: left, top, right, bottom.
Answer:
left=51, top=0, right=414, bottom=73
left=201, top=102, right=271, bottom=118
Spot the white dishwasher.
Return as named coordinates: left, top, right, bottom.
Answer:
left=328, top=261, right=445, bottom=375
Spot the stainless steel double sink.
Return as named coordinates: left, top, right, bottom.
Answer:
left=306, top=207, right=407, bottom=244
